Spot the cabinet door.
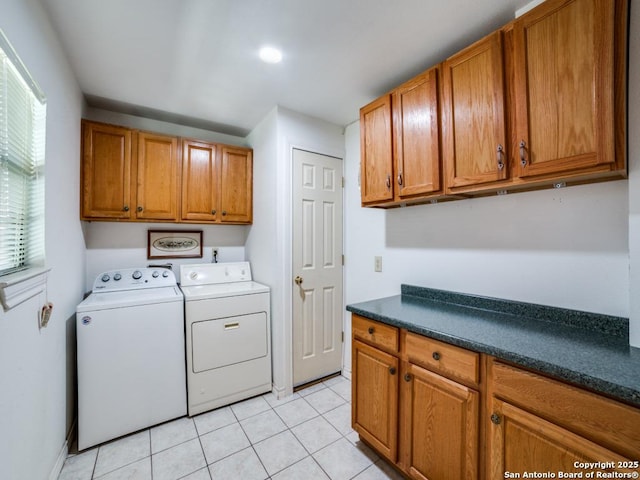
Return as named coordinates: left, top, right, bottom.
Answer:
left=352, top=339, right=399, bottom=462
left=181, top=140, right=218, bottom=222
left=442, top=31, right=508, bottom=191
left=360, top=95, right=393, bottom=205
left=219, top=146, right=252, bottom=224
left=136, top=132, right=180, bottom=221
left=392, top=67, right=441, bottom=200
left=488, top=399, right=633, bottom=479
left=81, top=121, right=132, bottom=219
left=401, top=362, right=478, bottom=480
left=513, top=0, right=618, bottom=179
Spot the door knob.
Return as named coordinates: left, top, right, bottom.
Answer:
left=294, top=276, right=303, bottom=285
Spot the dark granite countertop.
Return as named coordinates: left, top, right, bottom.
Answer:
left=346, top=285, right=640, bottom=408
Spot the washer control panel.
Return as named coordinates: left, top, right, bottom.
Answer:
left=92, top=267, right=176, bottom=292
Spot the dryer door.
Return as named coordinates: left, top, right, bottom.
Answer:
left=191, top=312, right=268, bottom=373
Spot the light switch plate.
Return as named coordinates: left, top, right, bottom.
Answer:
left=374, top=256, right=382, bottom=272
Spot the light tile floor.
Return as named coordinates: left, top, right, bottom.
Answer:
left=58, top=375, right=405, bottom=480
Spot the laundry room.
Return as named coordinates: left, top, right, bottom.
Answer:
left=1, top=0, right=640, bottom=479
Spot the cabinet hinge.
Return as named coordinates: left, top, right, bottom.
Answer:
left=342, top=177, right=345, bottom=188
left=341, top=331, right=344, bottom=343
left=342, top=254, right=345, bottom=266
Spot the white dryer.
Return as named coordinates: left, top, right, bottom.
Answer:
left=76, top=268, right=186, bottom=450
left=180, top=262, right=271, bottom=416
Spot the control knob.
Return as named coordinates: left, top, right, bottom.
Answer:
left=152, top=271, right=159, bottom=278
left=162, top=271, right=170, bottom=278
left=113, top=273, right=122, bottom=281
left=132, top=270, right=142, bottom=280
left=101, top=274, right=110, bottom=282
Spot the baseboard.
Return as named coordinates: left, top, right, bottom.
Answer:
left=48, top=440, right=68, bottom=480
left=341, top=366, right=352, bottom=380
left=271, top=383, right=288, bottom=399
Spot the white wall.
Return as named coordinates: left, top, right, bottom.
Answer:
left=628, top=0, right=640, bottom=347
left=81, top=109, right=251, bottom=287
left=246, top=107, right=344, bottom=396
left=0, top=1, right=85, bottom=479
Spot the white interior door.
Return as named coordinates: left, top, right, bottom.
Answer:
left=292, top=149, right=344, bottom=386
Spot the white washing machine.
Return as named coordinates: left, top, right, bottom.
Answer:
left=76, top=268, right=186, bottom=450
left=180, top=262, right=271, bottom=416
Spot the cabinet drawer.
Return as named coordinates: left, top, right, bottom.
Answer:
left=490, top=360, right=640, bottom=459
left=404, top=332, right=479, bottom=385
left=352, top=315, right=399, bottom=354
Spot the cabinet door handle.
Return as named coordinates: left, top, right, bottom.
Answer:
left=491, top=413, right=501, bottom=425
left=386, top=174, right=391, bottom=190
left=222, top=210, right=227, bottom=216
left=368, top=326, right=374, bottom=334
left=404, top=373, right=411, bottom=382
left=137, top=206, right=143, bottom=212
left=496, top=144, right=505, bottom=171
left=519, top=140, right=527, bottom=167
left=389, top=367, right=396, bottom=375
left=211, top=209, right=216, bottom=215
left=432, top=351, right=441, bottom=361
left=123, top=205, right=129, bottom=212
left=397, top=173, right=403, bottom=186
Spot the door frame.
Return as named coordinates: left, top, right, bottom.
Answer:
left=279, top=142, right=345, bottom=398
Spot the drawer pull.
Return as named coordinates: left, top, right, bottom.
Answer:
left=368, top=326, right=374, bottom=334
left=389, top=367, right=396, bottom=375
left=404, top=373, right=412, bottom=382
left=224, top=322, right=240, bottom=330
left=432, top=351, right=441, bottom=361
left=491, top=413, right=501, bottom=425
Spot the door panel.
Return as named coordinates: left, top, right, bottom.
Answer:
left=136, top=132, right=179, bottom=220
left=181, top=140, right=218, bottom=222
left=293, top=149, right=343, bottom=385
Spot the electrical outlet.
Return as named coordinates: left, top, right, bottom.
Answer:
left=374, top=256, right=382, bottom=272
left=212, top=247, right=219, bottom=263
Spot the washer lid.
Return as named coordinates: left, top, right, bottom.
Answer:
left=180, top=281, right=269, bottom=301
left=77, top=286, right=183, bottom=312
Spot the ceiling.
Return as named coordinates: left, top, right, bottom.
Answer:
left=40, top=0, right=531, bottom=137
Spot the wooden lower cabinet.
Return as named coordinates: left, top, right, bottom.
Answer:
left=400, top=362, right=479, bottom=480
left=352, top=317, right=640, bottom=480
left=352, top=339, right=399, bottom=462
left=489, top=399, right=632, bottom=479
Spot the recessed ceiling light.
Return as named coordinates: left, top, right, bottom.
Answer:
left=259, top=46, right=283, bottom=64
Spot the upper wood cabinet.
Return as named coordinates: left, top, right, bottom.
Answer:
left=81, top=121, right=133, bottom=220
left=181, top=141, right=253, bottom=224
left=135, top=131, right=180, bottom=221
left=393, top=67, right=441, bottom=201
left=359, top=0, right=628, bottom=207
left=181, top=140, right=218, bottom=223
left=360, top=66, right=443, bottom=207
left=512, top=0, right=625, bottom=181
left=219, top=146, right=253, bottom=223
left=442, top=31, right=509, bottom=193
left=81, top=120, right=253, bottom=224
left=360, top=95, right=393, bottom=205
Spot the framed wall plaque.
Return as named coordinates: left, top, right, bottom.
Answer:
left=147, top=230, right=203, bottom=259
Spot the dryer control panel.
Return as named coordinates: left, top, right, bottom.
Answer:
left=92, top=267, right=177, bottom=292
left=180, top=262, right=252, bottom=287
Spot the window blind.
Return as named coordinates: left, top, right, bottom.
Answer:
left=0, top=30, right=46, bottom=277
